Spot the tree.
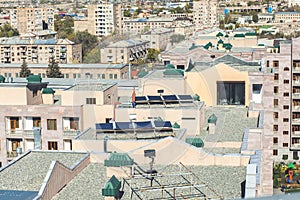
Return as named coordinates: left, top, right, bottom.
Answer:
left=54, top=15, right=74, bottom=39
left=83, top=46, right=101, bottom=63
left=0, top=23, right=19, bottom=37
left=124, top=9, right=132, bottom=17
left=73, top=30, right=98, bottom=58
left=170, top=34, right=185, bottom=45
left=147, top=48, right=160, bottom=62
left=46, top=56, right=63, bottom=78
left=19, top=59, right=31, bottom=77
left=252, top=14, right=258, bottom=23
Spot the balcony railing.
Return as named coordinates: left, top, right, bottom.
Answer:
left=293, top=106, right=300, bottom=110
left=294, top=67, right=300, bottom=72
left=7, top=151, right=17, bottom=158
left=63, top=130, right=80, bottom=137
left=293, top=131, right=300, bottom=135
left=6, top=129, right=23, bottom=136
left=291, top=144, right=300, bottom=149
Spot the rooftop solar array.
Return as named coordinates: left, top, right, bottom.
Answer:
left=134, top=95, right=194, bottom=106
left=95, top=121, right=173, bottom=133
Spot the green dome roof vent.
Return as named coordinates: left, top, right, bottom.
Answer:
left=208, top=114, right=217, bottom=124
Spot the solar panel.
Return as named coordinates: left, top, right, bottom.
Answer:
left=147, top=95, right=162, bottom=101
left=178, top=95, right=193, bottom=100
left=95, top=123, right=113, bottom=130
left=115, top=122, right=134, bottom=130
left=135, top=96, right=147, bottom=101
left=134, top=121, right=153, bottom=129
left=162, top=95, right=178, bottom=101
left=154, top=121, right=172, bottom=128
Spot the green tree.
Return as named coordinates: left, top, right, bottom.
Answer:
left=0, top=23, right=19, bottom=37
left=83, top=46, right=101, bottom=63
left=252, top=14, right=258, bottom=23
left=147, top=48, right=160, bottom=62
left=124, top=9, right=132, bottom=17
left=54, top=15, right=74, bottom=39
left=73, top=30, right=98, bottom=58
left=46, top=56, right=63, bottom=78
left=19, top=59, right=31, bottom=77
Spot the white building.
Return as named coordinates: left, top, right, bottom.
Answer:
left=193, top=0, right=218, bottom=30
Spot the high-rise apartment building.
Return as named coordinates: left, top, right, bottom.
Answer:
left=74, top=3, right=122, bottom=38
left=193, top=0, right=218, bottom=30
left=9, top=7, right=54, bottom=35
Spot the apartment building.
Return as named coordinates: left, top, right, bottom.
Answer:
left=74, top=3, right=122, bottom=38
left=0, top=0, right=31, bottom=8
left=141, top=28, right=174, bottom=51
left=193, top=0, right=218, bottom=30
left=9, top=7, right=54, bottom=35
left=0, top=75, right=117, bottom=166
left=0, top=37, right=82, bottom=64
left=0, top=63, right=129, bottom=79
left=100, top=39, right=149, bottom=64
left=274, top=12, right=300, bottom=23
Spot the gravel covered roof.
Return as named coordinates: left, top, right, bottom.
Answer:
left=201, top=107, right=258, bottom=142
left=53, top=163, right=106, bottom=200
left=0, top=151, right=87, bottom=191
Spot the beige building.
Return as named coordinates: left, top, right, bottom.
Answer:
left=193, top=0, right=218, bottom=30
left=100, top=39, right=149, bottom=64
left=274, top=12, right=300, bottom=23
left=141, top=28, right=174, bottom=51
left=9, top=7, right=54, bottom=35
left=0, top=37, right=82, bottom=64
left=0, top=63, right=129, bottom=79
left=0, top=76, right=117, bottom=166
left=74, top=3, right=122, bottom=38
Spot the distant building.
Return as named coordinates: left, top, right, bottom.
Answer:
left=274, top=12, right=300, bottom=23
left=193, top=0, right=218, bottom=30
left=0, top=37, right=82, bottom=64
left=141, top=28, right=174, bottom=51
left=74, top=3, right=122, bottom=38
left=100, top=39, right=149, bottom=64
left=9, top=7, right=54, bottom=35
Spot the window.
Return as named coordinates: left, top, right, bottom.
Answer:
left=33, top=90, right=38, bottom=97
left=274, top=99, right=278, bottom=106
left=15, top=73, right=19, bottom=78
left=102, top=74, right=105, bottom=79
left=114, top=74, right=117, bottom=79
left=284, top=105, right=289, bottom=109
left=48, top=141, right=58, bottom=150
left=273, top=149, right=278, bottom=156
left=273, top=60, right=279, bottom=68
left=70, top=118, right=79, bottom=130
left=273, top=137, right=278, bottom=144
left=273, top=125, right=278, bottom=131
left=283, top=118, right=289, bottom=122
left=274, top=73, right=279, bottom=80
left=266, top=60, right=269, bottom=67
left=284, top=80, right=289, bottom=84
left=283, top=93, right=289, bottom=97
left=86, top=98, right=96, bottom=104
left=78, top=74, right=81, bottom=78
left=274, top=86, right=278, bottom=94
left=283, top=143, right=289, bottom=147
left=284, top=67, right=289, bottom=71
left=10, top=117, right=20, bottom=129
left=283, top=131, right=289, bottom=135
left=73, top=74, right=76, bottom=78
left=65, top=74, right=69, bottom=78
left=33, top=117, right=41, bottom=127
left=47, top=119, right=57, bottom=130
left=108, top=49, right=112, bottom=53
left=273, top=112, right=278, bottom=119
left=282, top=155, right=288, bottom=160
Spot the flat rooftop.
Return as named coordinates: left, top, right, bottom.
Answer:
left=0, top=151, right=88, bottom=191
left=200, top=106, right=258, bottom=142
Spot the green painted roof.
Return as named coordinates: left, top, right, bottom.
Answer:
left=245, top=32, right=257, bottom=36
left=216, top=32, right=224, bottom=37
left=0, top=75, right=5, bottom=83
left=26, top=75, right=42, bottom=83
left=234, top=34, right=245, bottom=38
left=258, top=44, right=264, bottom=46
left=42, top=88, right=55, bottom=94
left=137, top=71, right=148, bottom=78
left=261, top=25, right=271, bottom=29
left=163, top=69, right=184, bottom=76
left=274, top=44, right=280, bottom=48
left=165, top=64, right=175, bottom=69
left=217, top=39, right=224, bottom=44
left=172, top=122, right=180, bottom=129
left=189, top=45, right=199, bottom=51
left=102, top=175, right=121, bottom=197
left=223, top=43, right=233, bottom=50
left=104, top=153, right=134, bottom=167
left=185, top=137, right=204, bottom=147
left=225, top=34, right=229, bottom=38
left=208, top=114, right=217, bottom=124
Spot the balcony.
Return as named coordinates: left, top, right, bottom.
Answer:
left=6, top=129, right=23, bottom=136
left=294, top=67, right=300, bottom=72
left=294, top=80, right=300, bottom=85
left=63, top=130, right=80, bottom=137
left=291, top=144, right=300, bottom=149
left=293, top=106, right=300, bottom=111
left=293, top=131, right=300, bottom=135
left=7, top=151, right=18, bottom=159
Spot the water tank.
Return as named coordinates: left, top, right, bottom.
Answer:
left=268, top=7, right=273, bottom=13
left=224, top=8, right=229, bottom=15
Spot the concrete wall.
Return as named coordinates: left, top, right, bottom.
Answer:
left=185, top=63, right=250, bottom=106
left=0, top=86, right=27, bottom=105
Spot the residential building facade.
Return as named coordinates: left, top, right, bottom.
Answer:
left=193, top=0, right=218, bottom=30
left=74, top=3, right=122, bottom=38
left=100, top=39, right=149, bottom=64
left=9, top=7, right=54, bottom=35
left=0, top=37, right=82, bottom=64
left=141, top=28, right=174, bottom=51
